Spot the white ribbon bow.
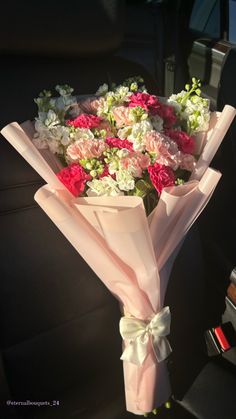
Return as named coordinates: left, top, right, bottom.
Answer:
left=119, top=306, right=172, bottom=365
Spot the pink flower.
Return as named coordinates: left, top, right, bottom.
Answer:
left=57, top=164, right=91, bottom=197
left=106, top=137, right=134, bottom=151
left=145, top=131, right=168, bottom=154
left=148, top=163, right=175, bottom=194
left=157, top=104, right=176, bottom=127
left=165, top=129, right=195, bottom=154
left=66, top=114, right=102, bottom=129
left=121, top=152, right=150, bottom=177
left=66, top=139, right=107, bottom=161
left=145, top=131, right=180, bottom=170
left=112, top=106, right=133, bottom=128
left=128, top=92, right=161, bottom=115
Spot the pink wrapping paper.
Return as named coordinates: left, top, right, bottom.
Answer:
left=1, top=103, right=235, bottom=415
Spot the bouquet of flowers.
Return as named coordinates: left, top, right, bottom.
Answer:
left=1, top=77, right=235, bottom=416
left=32, top=77, right=210, bottom=209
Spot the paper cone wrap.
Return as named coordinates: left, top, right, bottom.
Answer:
left=1, top=103, right=235, bottom=414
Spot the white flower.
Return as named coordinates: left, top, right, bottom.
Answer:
left=36, top=111, right=48, bottom=124
left=96, top=83, right=109, bottom=96
left=34, top=119, right=72, bottom=154
left=114, top=85, right=132, bottom=102
left=97, top=99, right=110, bottom=117
left=127, top=120, right=153, bottom=151
left=117, top=126, right=132, bottom=140
left=55, top=95, right=75, bottom=110
left=72, top=128, right=94, bottom=141
left=44, top=110, right=60, bottom=128
left=116, top=149, right=130, bottom=159
left=48, top=139, right=63, bottom=154
left=49, top=98, right=57, bottom=108
left=108, top=160, right=119, bottom=174
left=55, top=84, right=74, bottom=96
left=116, top=169, right=135, bottom=191
left=34, top=119, right=50, bottom=139
left=169, top=90, right=210, bottom=134
left=168, top=91, right=185, bottom=112
left=50, top=125, right=71, bottom=146
left=86, top=176, right=123, bottom=197
left=107, top=149, right=129, bottom=175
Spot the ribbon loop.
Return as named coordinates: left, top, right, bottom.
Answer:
left=119, top=306, right=172, bottom=365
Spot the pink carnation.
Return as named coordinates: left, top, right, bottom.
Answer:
left=121, top=152, right=150, bottom=177
left=148, top=163, right=175, bottom=194
left=145, top=131, right=169, bottom=154
left=57, top=164, right=91, bottom=197
left=66, top=114, right=102, bottom=129
left=128, top=92, right=161, bottom=115
left=106, top=137, right=134, bottom=151
left=165, top=129, right=195, bottom=154
left=145, top=131, right=180, bottom=170
left=66, top=139, right=107, bottom=161
left=157, top=104, right=176, bottom=127
left=112, top=106, right=133, bottom=128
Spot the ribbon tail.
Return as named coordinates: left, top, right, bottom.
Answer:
left=120, top=339, right=148, bottom=366
left=152, top=336, right=172, bottom=363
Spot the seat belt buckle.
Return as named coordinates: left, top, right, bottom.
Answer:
left=205, top=321, right=236, bottom=356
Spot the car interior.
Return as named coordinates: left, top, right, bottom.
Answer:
left=0, top=1, right=236, bottom=418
